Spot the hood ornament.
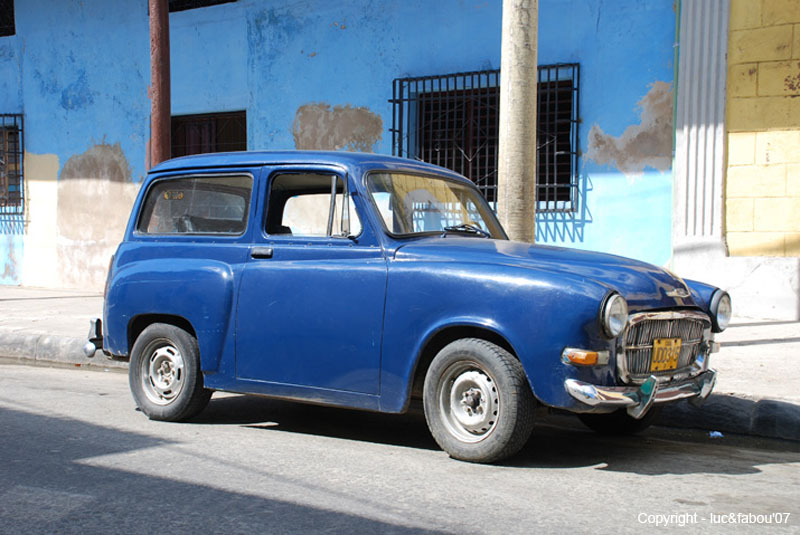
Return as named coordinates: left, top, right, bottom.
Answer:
left=666, top=287, right=691, bottom=299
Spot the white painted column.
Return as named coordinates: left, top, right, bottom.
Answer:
left=673, top=0, right=728, bottom=250
left=673, top=0, right=800, bottom=320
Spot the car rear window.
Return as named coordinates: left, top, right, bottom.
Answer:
left=138, top=174, right=253, bottom=235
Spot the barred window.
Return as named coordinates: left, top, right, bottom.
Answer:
left=390, top=64, right=579, bottom=213
left=0, top=114, right=23, bottom=214
left=0, top=0, right=14, bottom=37
left=171, top=111, right=246, bottom=158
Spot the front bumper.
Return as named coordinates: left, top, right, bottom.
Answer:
left=564, top=369, right=717, bottom=419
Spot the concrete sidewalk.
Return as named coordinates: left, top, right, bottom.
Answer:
left=1, top=285, right=798, bottom=441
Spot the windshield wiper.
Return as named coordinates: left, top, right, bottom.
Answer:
left=442, top=223, right=491, bottom=238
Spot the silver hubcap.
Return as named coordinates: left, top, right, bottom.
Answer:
left=141, top=342, right=185, bottom=406
left=438, top=363, right=499, bottom=443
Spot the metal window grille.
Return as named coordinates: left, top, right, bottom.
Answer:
left=0, top=114, right=23, bottom=215
left=390, top=64, right=579, bottom=212
left=391, top=71, right=500, bottom=203
left=0, top=0, right=14, bottom=37
left=537, top=64, right=579, bottom=212
left=169, top=0, right=236, bottom=12
left=171, top=111, right=247, bottom=158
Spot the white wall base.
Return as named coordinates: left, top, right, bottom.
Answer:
left=673, top=239, right=800, bottom=321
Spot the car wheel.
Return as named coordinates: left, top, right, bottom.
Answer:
left=577, top=407, right=661, bottom=435
left=423, top=338, right=535, bottom=463
left=129, top=323, right=212, bottom=422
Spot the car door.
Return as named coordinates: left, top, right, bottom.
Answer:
left=235, top=166, right=387, bottom=395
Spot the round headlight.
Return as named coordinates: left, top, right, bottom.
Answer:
left=601, top=293, right=628, bottom=338
left=710, top=290, right=732, bottom=332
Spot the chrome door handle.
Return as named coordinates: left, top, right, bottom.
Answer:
left=250, top=247, right=273, bottom=259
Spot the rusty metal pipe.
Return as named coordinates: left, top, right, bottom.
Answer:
left=149, top=0, right=171, bottom=167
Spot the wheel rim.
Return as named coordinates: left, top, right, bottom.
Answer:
left=438, top=361, right=499, bottom=443
left=141, top=341, right=185, bottom=406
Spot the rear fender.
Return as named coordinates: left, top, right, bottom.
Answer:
left=104, top=258, right=235, bottom=372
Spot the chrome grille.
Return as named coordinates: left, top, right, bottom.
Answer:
left=622, top=312, right=710, bottom=382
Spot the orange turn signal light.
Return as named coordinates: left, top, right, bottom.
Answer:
left=561, top=348, right=609, bottom=366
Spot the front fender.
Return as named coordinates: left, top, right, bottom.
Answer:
left=684, top=278, right=720, bottom=314
left=378, top=260, right=614, bottom=412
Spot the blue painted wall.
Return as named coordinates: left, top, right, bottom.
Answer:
left=18, top=1, right=150, bottom=178
left=0, top=28, right=23, bottom=283
left=0, top=0, right=677, bottom=287
left=536, top=0, right=676, bottom=264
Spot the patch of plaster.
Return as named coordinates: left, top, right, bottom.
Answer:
left=25, top=151, right=60, bottom=182
left=61, top=142, right=131, bottom=182
left=293, top=103, right=383, bottom=152
left=586, top=81, right=673, bottom=177
left=57, top=143, right=138, bottom=290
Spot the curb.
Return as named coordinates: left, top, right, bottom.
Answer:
left=659, top=394, right=800, bottom=442
left=0, top=333, right=127, bottom=370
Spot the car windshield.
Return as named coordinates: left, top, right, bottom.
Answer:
left=366, top=172, right=506, bottom=239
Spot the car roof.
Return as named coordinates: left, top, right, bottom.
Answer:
left=148, top=150, right=471, bottom=184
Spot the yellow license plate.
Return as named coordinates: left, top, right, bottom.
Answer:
left=651, top=338, right=682, bottom=372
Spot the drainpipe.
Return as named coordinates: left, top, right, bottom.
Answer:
left=149, top=0, right=171, bottom=167
left=497, top=0, right=538, bottom=243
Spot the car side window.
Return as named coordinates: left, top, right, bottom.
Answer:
left=138, top=174, right=253, bottom=235
left=266, top=173, right=361, bottom=237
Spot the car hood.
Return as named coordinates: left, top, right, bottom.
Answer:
left=393, top=237, right=696, bottom=311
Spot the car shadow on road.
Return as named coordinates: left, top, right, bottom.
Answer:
left=193, top=394, right=800, bottom=476
left=193, top=393, right=440, bottom=451
left=508, top=421, right=800, bottom=475
left=0, top=405, right=450, bottom=535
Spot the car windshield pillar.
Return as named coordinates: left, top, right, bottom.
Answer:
left=326, top=175, right=337, bottom=237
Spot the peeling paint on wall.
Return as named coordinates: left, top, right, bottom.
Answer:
left=586, top=81, right=674, bottom=177
left=248, top=8, right=304, bottom=66
left=293, top=103, right=383, bottom=152
left=60, top=70, right=96, bottom=111
left=57, top=142, right=139, bottom=290
left=1, top=236, right=18, bottom=281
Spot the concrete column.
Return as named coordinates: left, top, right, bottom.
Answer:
left=149, top=0, right=171, bottom=167
left=497, top=0, right=538, bottom=243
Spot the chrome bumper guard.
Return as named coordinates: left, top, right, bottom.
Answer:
left=564, top=369, right=717, bottom=419
left=83, top=318, right=103, bottom=358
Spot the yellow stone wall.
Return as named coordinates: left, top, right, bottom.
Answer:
left=726, top=0, right=800, bottom=256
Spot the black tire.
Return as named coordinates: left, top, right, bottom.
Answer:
left=423, top=338, right=535, bottom=463
left=578, top=406, right=661, bottom=435
left=129, top=323, right=212, bottom=422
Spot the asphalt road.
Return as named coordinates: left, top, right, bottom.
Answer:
left=1, top=364, right=798, bottom=534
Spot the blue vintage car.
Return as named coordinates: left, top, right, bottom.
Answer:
left=87, top=151, right=730, bottom=463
